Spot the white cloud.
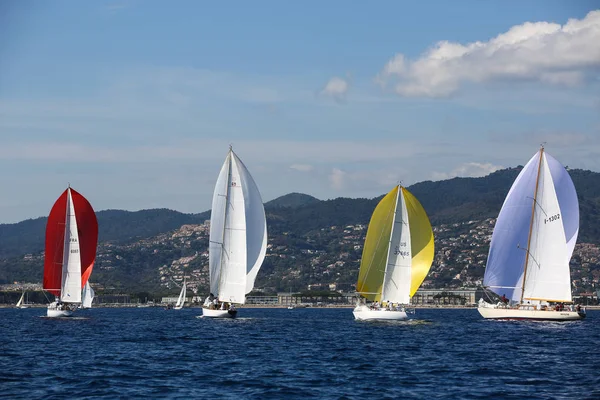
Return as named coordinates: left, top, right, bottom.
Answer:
left=431, top=162, right=504, bottom=181
left=329, top=168, right=346, bottom=190
left=289, top=164, right=314, bottom=172
left=320, top=77, right=349, bottom=102
left=378, top=10, right=600, bottom=97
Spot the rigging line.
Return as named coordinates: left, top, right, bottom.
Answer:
left=525, top=196, right=548, bottom=218
left=517, top=244, right=541, bottom=269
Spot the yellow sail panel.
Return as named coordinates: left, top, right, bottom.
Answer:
left=356, top=187, right=398, bottom=301
left=402, top=187, right=434, bottom=297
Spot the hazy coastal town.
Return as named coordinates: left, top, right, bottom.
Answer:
left=4, top=216, right=599, bottom=306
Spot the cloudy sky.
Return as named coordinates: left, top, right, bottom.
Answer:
left=1, top=1, right=599, bottom=223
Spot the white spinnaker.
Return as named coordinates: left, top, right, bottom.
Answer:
left=61, top=189, right=82, bottom=303
left=523, top=153, right=572, bottom=302
left=82, top=282, right=94, bottom=308
left=382, top=188, right=412, bottom=304
left=218, top=154, right=248, bottom=304
left=209, top=154, right=230, bottom=296
left=231, top=152, right=267, bottom=294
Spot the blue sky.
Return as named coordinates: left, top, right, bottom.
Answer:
left=1, top=1, right=599, bottom=223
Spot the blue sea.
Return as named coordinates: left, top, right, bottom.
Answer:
left=1, top=307, right=598, bottom=399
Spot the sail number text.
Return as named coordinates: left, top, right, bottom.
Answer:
left=394, top=242, right=409, bottom=257
left=544, top=214, right=560, bottom=224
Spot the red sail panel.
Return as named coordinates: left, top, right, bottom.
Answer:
left=43, top=189, right=68, bottom=297
left=70, top=188, right=98, bottom=288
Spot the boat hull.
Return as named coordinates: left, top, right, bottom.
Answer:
left=47, top=308, right=74, bottom=318
left=201, top=308, right=237, bottom=318
left=478, top=307, right=585, bottom=321
left=353, top=307, right=408, bottom=321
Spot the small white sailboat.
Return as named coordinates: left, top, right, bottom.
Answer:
left=16, top=290, right=29, bottom=308
left=81, top=281, right=95, bottom=309
left=202, top=146, right=268, bottom=318
left=174, top=278, right=187, bottom=310
left=353, top=185, right=434, bottom=321
left=478, top=146, right=586, bottom=321
left=43, top=187, right=98, bottom=318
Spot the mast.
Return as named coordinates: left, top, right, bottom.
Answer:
left=520, top=146, right=544, bottom=303
left=217, top=147, right=234, bottom=299
left=381, top=186, right=401, bottom=301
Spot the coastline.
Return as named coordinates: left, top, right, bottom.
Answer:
left=4, top=304, right=599, bottom=310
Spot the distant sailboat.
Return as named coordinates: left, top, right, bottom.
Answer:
left=202, top=147, right=268, bottom=318
left=82, top=281, right=95, bottom=309
left=353, top=185, right=434, bottom=321
left=174, top=278, right=187, bottom=310
left=43, top=187, right=98, bottom=318
left=16, top=290, right=29, bottom=309
left=478, top=146, right=586, bottom=321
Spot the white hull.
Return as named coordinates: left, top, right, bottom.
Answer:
left=353, top=306, right=408, bottom=321
left=201, top=307, right=237, bottom=318
left=478, top=306, right=585, bottom=321
left=47, top=308, right=74, bottom=318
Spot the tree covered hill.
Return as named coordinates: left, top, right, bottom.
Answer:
left=0, top=208, right=210, bottom=259
left=1, top=167, right=600, bottom=293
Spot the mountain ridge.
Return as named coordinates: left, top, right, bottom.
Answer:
left=1, top=166, right=599, bottom=293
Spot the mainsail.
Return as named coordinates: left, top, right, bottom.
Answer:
left=43, top=187, right=99, bottom=303
left=208, top=149, right=267, bottom=304
left=357, top=186, right=434, bottom=303
left=483, top=149, right=579, bottom=302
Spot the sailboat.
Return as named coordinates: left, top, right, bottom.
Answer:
left=81, top=281, right=95, bottom=309
left=202, top=146, right=268, bottom=318
left=478, top=146, right=586, bottom=321
left=353, top=185, right=434, bottom=321
left=43, top=186, right=99, bottom=318
left=16, top=290, right=29, bottom=308
left=174, top=278, right=187, bottom=310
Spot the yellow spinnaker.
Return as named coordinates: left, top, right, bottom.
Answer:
left=356, top=186, right=398, bottom=302
left=402, top=187, right=434, bottom=296
left=356, top=186, right=434, bottom=302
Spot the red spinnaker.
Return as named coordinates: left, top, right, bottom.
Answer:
left=43, top=188, right=98, bottom=297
